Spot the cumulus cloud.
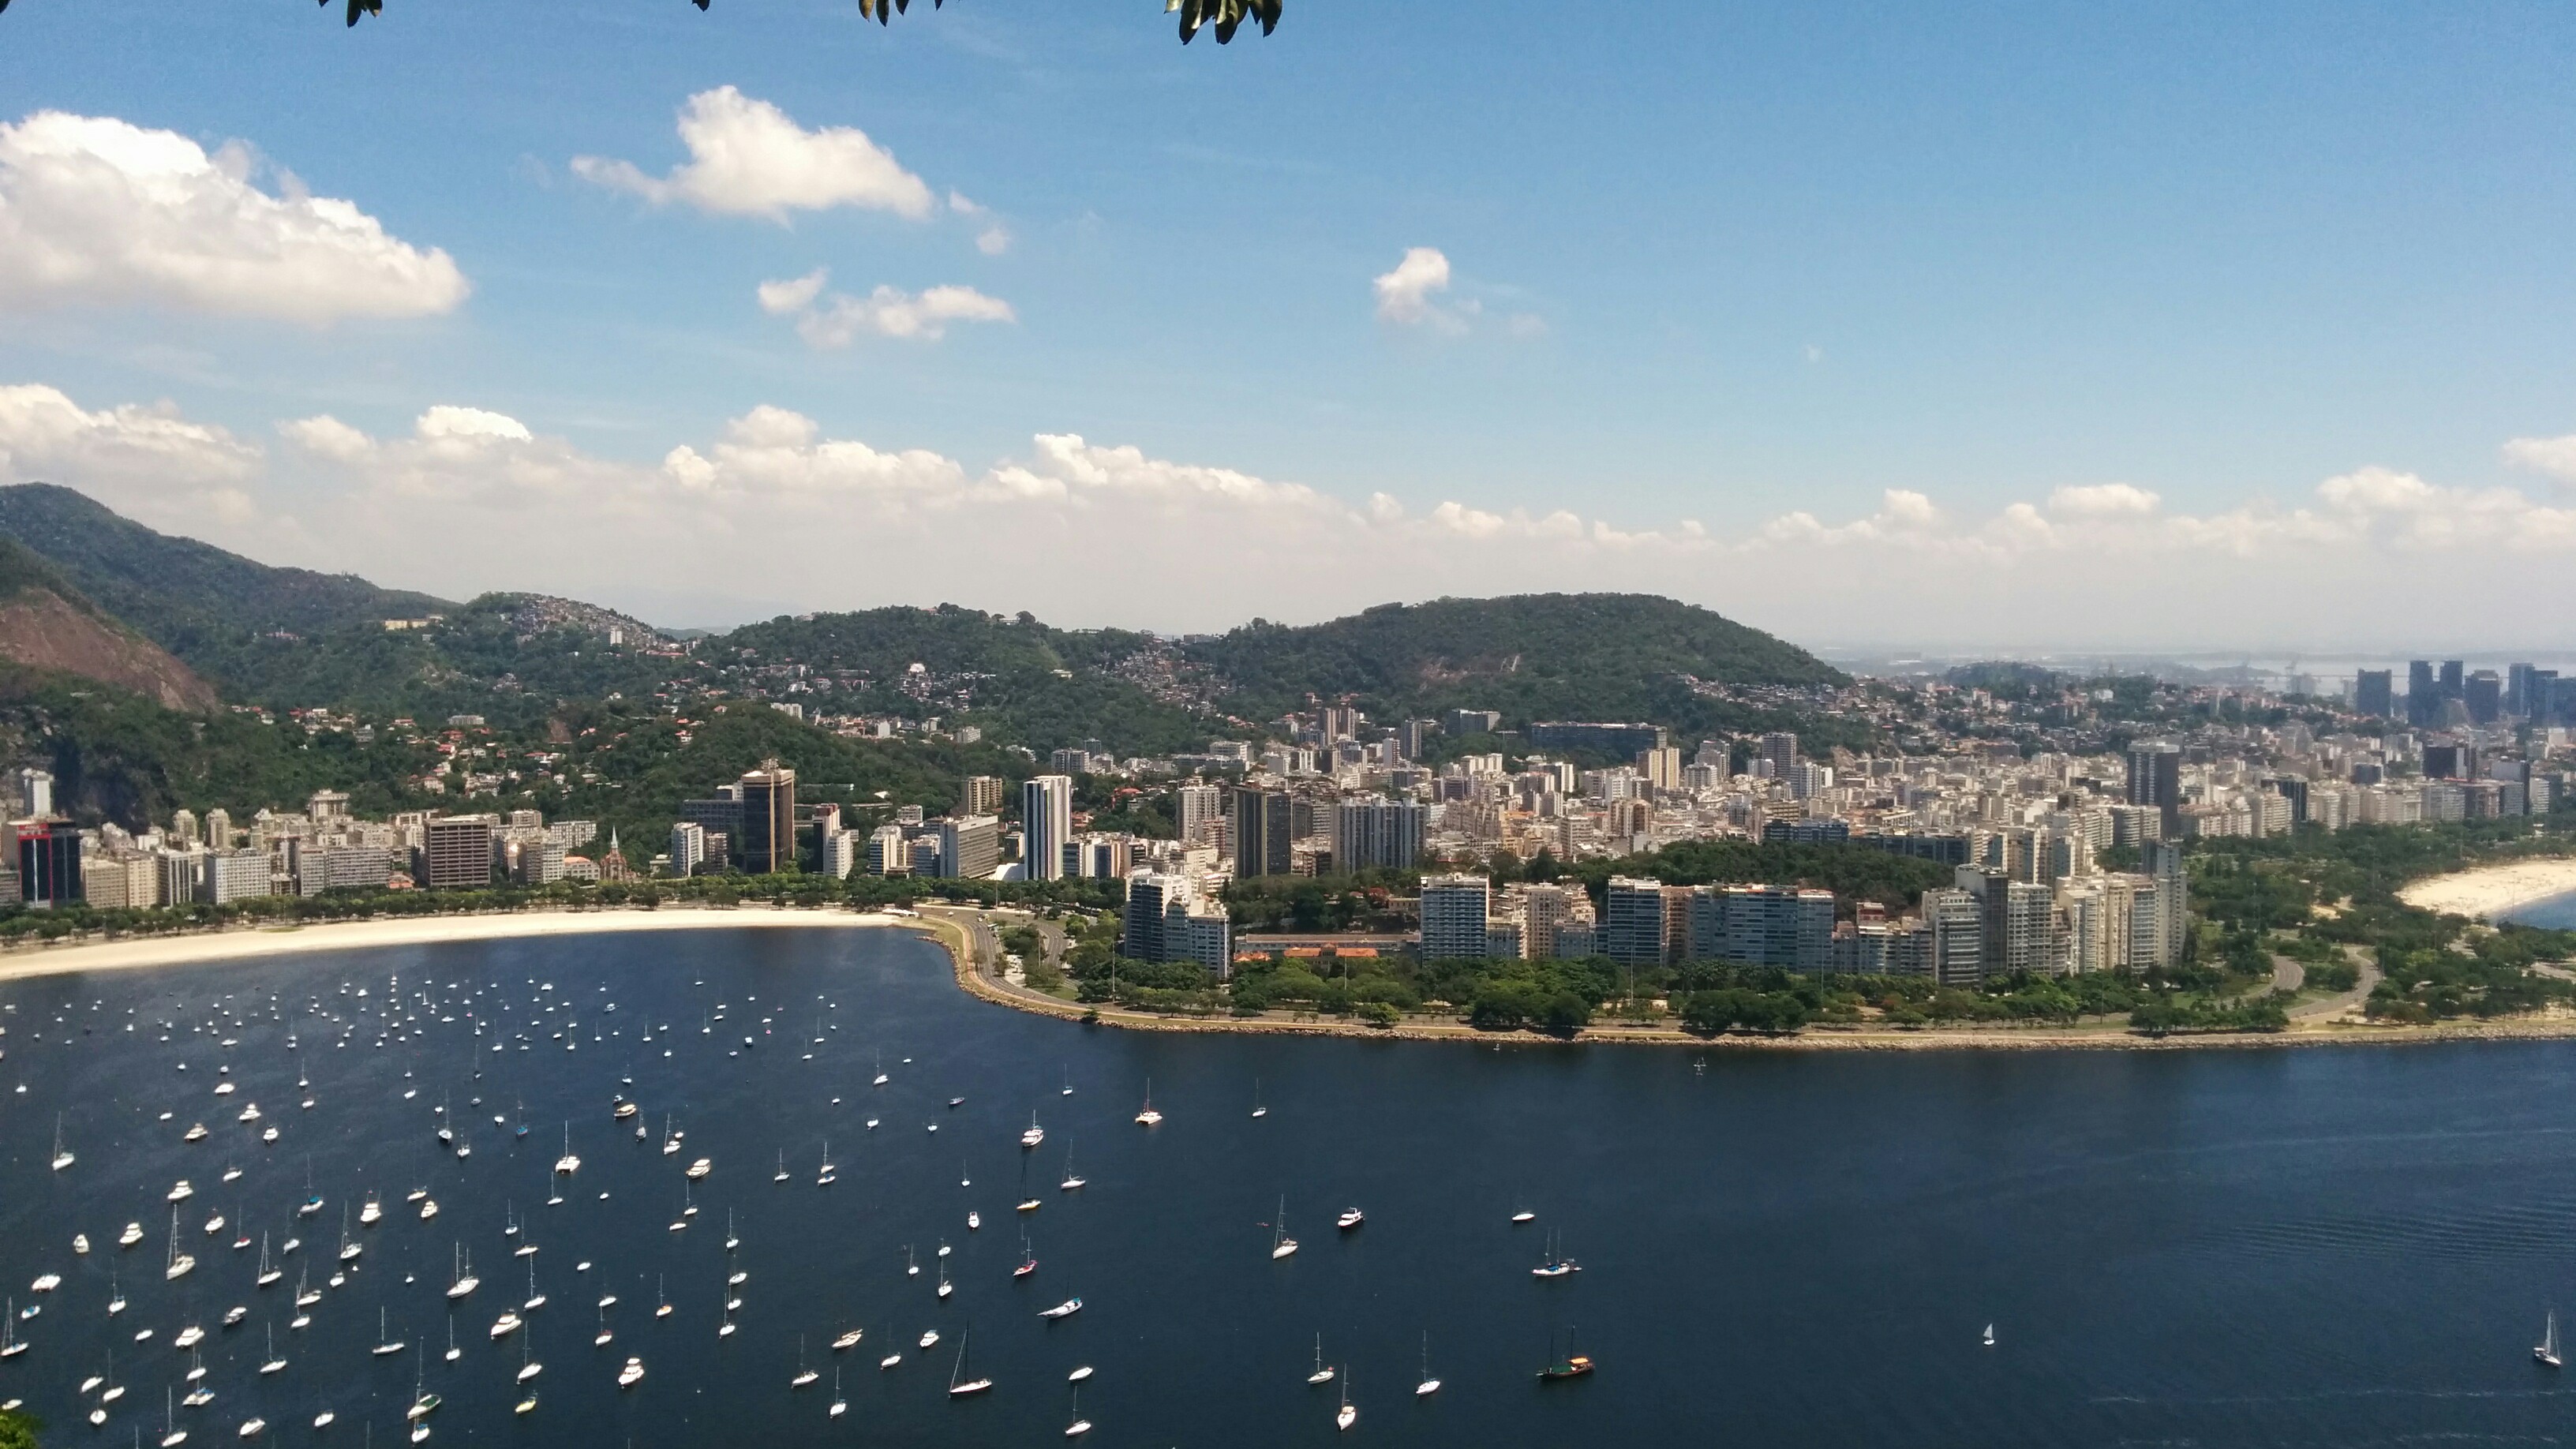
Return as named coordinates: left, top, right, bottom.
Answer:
left=1372, top=246, right=1457, bottom=328
left=26, top=380, right=2576, bottom=642
left=755, top=269, right=1015, bottom=346
left=0, top=110, right=468, bottom=323
left=571, top=87, right=936, bottom=222
left=2502, top=432, right=2576, bottom=484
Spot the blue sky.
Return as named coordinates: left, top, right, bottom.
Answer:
left=2, top=1, right=2573, bottom=647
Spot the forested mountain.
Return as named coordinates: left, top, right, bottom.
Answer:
left=1183, top=593, right=1851, bottom=751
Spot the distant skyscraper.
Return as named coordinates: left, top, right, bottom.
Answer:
left=934, top=816, right=1000, bottom=880
left=2407, top=660, right=2436, bottom=725
left=1334, top=796, right=1425, bottom=872
left=1232, top=787, right=1292, bottom=878
left=2466, top=671, right=2503, bottom=725
left=668, top=821, right=706, bottom=878
left=736, top=761, right=798, bottom=874
left=960, top=776, right=1005, bottom=818
left=1759, top=732, right=1801, bottom=777
left=1020, top=775, right=1073, bottom=882
left=2353, top=669, right=2393, bottom=720
left=2125, top=740, right=2183, bottom=838
left=1175, top=781, right=1226, bottom=848
left=13, top=767, right=51, bottom=820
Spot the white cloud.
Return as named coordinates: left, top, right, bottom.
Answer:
left=0, top=110, right=468, bottom=324
left=975, top=226, right=1012, bottom=256
left=571, top=87, right=935, bottom=223
left=2047, top=481, right=2161, bottom=518
left=755, top=269, right=829, bottom=316
left=0, top=382, right=263, bottom=529
left=758, top=272, right=1016, bottom=346
left=2502, top=433, right=2576, bottom=484
left=414, top=406, right=533, bottom=443
left=28, top=381, right=2576, bottom=643
left=1372, top=246, right=1456, bottom=328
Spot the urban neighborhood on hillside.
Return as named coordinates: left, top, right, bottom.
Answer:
left=13, top=655, right=2570, bottom=990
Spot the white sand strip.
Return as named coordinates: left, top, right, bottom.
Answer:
left=0, top=907, right=908, bottom=986
left=2397, top=859, right=2576, bottom=921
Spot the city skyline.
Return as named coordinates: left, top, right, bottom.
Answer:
left=1, top=6, right=2573, bottom=645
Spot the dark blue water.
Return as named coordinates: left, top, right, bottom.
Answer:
left=2508, top=889, right=2576, bottom=930
left=7, top=923, right=2576, bottom=1447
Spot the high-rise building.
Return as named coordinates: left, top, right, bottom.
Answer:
left=1758, top=732, right=1801, bottom=777
left=1123, top=871, right=1185, bottom=962
left=1635, top=746, right=1683, bottom=792
left=13, top=767, right=51, bottom=819
left=668, top=821, right=706, bottom=877
left=2508, top=664, right=2540, bottom=718
left=1175, top=782, right=1226, bottom=848
left=2353, top=669, right=2394, bottom=720
left=867, top=823, right=909, bottom=876
left=1443, top=709, right=1502, bottom=737
left=2125, top=740, right=2183, bottom=838
left=676, top=793, right=743, bottom=865
left=423, top=817, right=496, bottom=889
left=1513, top=882, right=1589, bottom=960
left=934, top=816, right=1000, bottom=880
left=2140, top=840, right=2188, bottom=964
left=1233, top=787, right=1292, bottom=878
left=1334, top=795, right=1425, bottom=873
left=2466, top=671, right=2503, bottom=725
left=170, top=809, right=199, bottom=848
left=736, top=761, right=798, bottom=874
left=1020, top=775, right=1073, bottom=882
left=2407, top=660, right=2437, bottom=725
left=1687, top=884, right=1837, bottom=972
left=15, top=818, right=79, bottom=908
left=822, top=828, right=862, bottom=879
left=1418, top=874, right=1492, bottom=960
left=960, top=776, right=1005, bottom=818
left=1922, top=888, right=1985, bottom=987
left=1602, top=877, right=1675, bottom=967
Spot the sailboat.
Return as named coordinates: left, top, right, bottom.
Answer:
left=515, top=1331, right=541, bottom=1383
left=937, top=1261, right=953, bottom=1300
left=443, top=1316, right=460, bottom=1364
left=1133, top=1080, right=1163, bottom=1127
left=373, top=1308, right=404, bottom=1356
left=655, top=1276, right=672, bottom=1319
left=1305, top=1334, right=1334, bottom=1385
left=818, top=1140, right=837, bottom=1188
left=874, top=1053, right=889, bottom=1088
left=447, top=1247, right=477, bottom=1299
left=1021, top=1111, right=1046, bottom=1149
left=1335, top=1369, right=1356, bottom=1431
left=1537, top=1325, right=1595, bottom=1380
left=160, top=1387, right=185, bottom=1447
left=792, top=1336, right=819, bottom=1388
left=1531, top=1230, right=1579, bottom=1278
left=1065, top=1385, right=1091, bottom=1437
left=166, top=1208, right=197, bottom=1281
left=405, top=1349, right=440, bottom=1421
left=1060, top=1149, right=1086, bottom=1192
left=1270, top=1198, right=1298, bottom=1259
left=255, top=1237, right=280, bottom=1288
left=0, top=1300, right=21, bottom=1358
left=593, top=1305, right=612, bottom=1348
left=1015, top=1237, right=1039, bottom=1279
left=1252, top=1078, right=1266, bottom=1118
left=298, top=1162, right=323, bottom=1218
left=51, top=1114, right=73, bottom=1171
left=1061, top=1066, right=1073, bottom=1097
left=259, top=1324, right=286, bottom=1375
left=773, top=1151, right=789, bottom=1185
left=830, top=1365, right=848, bottom=1417
left=947, top=1331, right=993, bottom=1397
left=552, top=1125, right=579, bottom=1176
left=1416, top=1332, right=1441, bottom=1395
left=522, top=1260, right=545, bottom=1312
left=1982, top=1323, right=1997, bottom=1348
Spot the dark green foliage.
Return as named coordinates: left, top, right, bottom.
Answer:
left=0, top=1406, right=39, bottom=1449
left=0, top=670, right=434, bottom=829
left=1181, top=593, right=1852, bottom=747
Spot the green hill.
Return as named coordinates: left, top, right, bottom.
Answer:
left=1185, top=593, right=1850, bottom=752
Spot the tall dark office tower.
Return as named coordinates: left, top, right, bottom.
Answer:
left=2125, top=740, right=2183, bottom=838
left=16, top=819, right=80, bottom=908
left=736, top=760, right=799, bottom=874
left=2407, top=661, right=2436, bottom=725
left=2354, top=669, right=2394, bottom=720
left=2466, top=671, right=2503, bottom=726
left=2439, top=661, right=2465, bottom=695
left=2508, top=664, right=2539, bottom=718
left=1232, top=787, right=1293, bottom=878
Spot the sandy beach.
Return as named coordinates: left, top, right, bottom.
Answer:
left=2397, top=858, right=2576, bottom=921
left=0, top=906, right=908, bottom=985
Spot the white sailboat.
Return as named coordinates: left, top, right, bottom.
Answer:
left=1270, top=1198, right=1298, bottom=1260
left=947, top=1331, right=992, bottom=1397
left=1415, top=1332, right=1440, bottom=1395
left=372, top=1308, right=404, bottom=1357
left=165, top=1208, right=196, bottom=1282
left=51, top=1114, right=73, bottom=1171
left=1133, top=1080, right=1163, bottom=1127
left=1065, top=1384, right=1091, bottom=1437
left=1305, top=1333, right=1334, bottom=1385
left=1335, top=1369, right=1357, bottom=1431
left=1020, top=1111, right=1046, bottom=1149
left=552, top=1125, right=579, bottom=1176
left=792, top=1336, right=818, bottom=1388
left=830, top=1365, right=847, bottom=1417
left=2540, top=1310, right=2563, bottom=1368
left=1060, top=1149, right=1085, bottom=1192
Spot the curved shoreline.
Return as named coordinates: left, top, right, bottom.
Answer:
left=0, top=905, right=902, bottom=985
left=2398, top=858, right=2576, bottom=922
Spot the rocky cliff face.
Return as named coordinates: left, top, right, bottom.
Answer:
left=0, top=587, right=221, bottom=711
